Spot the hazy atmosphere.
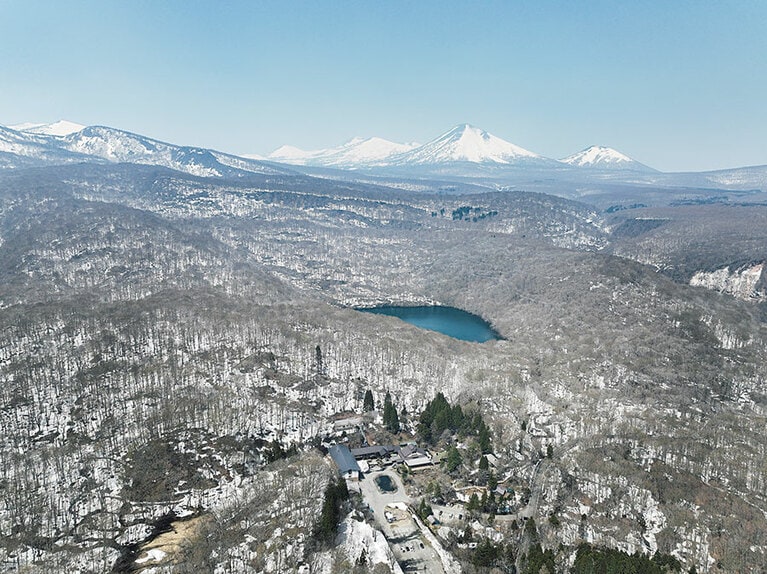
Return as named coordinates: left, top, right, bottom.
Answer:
left=1, top=1, right=766, bottom=171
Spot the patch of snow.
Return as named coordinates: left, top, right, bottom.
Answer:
left=337, top=516, right=403, bottom=573
left=135, top=548, right=167, bottom=564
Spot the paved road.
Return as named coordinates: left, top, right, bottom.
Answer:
left=525, top=458, right=551, bottom=519
left=358, top=470, right=445, bottom=574
left=488, top=458, right=552, bottom=524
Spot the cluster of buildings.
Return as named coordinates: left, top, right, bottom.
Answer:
left=326, top=411, right=435, bottom=480
left=328, top=442, right=434, bottom=480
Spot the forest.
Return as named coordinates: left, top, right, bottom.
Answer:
left=0, top=162, right=766, bottom=572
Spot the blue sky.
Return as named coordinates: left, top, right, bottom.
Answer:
left=1, top=0, right=765, bottom=171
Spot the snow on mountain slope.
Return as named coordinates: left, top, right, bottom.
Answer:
left=0, top=125, right=95, bottom=168
left=61, top=126, right=288, bottom=177
left=386, top=123, right=548, bottom=166
left=560, top=145, right=656, bottom=171
left=211, top=150, right=296, bottom=175
left=62, top=126, right=223, bottom=177
left=0, top=126, right=56, bottom=155
left=322, top=136, right=419, bottom=167
left=11, top=120, right=86, bottom=136
left=268, top=137, right=418, bottom=168
left=0, top=122, right=293, bottom=175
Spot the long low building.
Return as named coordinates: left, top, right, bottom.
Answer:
left=350, top=445, right=397, bottom=460
left=349, top=443, right=433, bottom=469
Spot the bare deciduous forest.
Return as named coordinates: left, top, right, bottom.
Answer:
left=1, top=161, right=766, bottom=573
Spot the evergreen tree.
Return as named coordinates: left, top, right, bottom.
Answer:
left=312, top=479, right=349, bottom=544
left=478, top=421, right=492, bottom=454
left=383, top=391, right=400, bottom=433
left=418, top=392, right=491, bottom=452
left=467, top=492, right=481, bottom=513
left=314, top=344, right=324, bottom=377
left=473, top=538, right=499, bottom=568
left=524, top=517, right=539, bottom=543
left=571, top=543, right=682, bottom=574
left=314, top=484, right=340, bottom=543
left=363, top=389, right=374, bottom=411
left=444, top=445, right=462, bottom=473
left=523, top=543, right=555, bottom=574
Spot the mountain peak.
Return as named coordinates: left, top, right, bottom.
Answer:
left=389, top=123, right=544, bottom=165
left=453, top=122, right=483, bottom=133
left=269, top=144, right=313, bottom=161
left=560, top=145, right=656, bottom=171
left=444, top=123, right=491, bottom=141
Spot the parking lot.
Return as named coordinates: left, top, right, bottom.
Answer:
left=358, top=470, right=446, bottom=573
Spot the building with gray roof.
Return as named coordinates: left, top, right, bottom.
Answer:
left=328, top=444, right=361, bottom=480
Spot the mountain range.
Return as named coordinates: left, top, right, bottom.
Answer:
left=1, top=121, right=293, bottom=177
left=2, top=120, right=766, bottom=198
left=266, top=123, right=654, bottom=171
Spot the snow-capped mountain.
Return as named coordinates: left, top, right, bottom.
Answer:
left=0, top=123, right=291, bottom=177
left=268, top=136, right=418, bottom=168
left=560, top=145, right=656, bottom=172
left=266, top=124, right=554, bottom=169
left=11, top=119, right=86, bottom=137
left=268, top=145, right=313, bottom=163
left=388, top=123, right=550, bottom=166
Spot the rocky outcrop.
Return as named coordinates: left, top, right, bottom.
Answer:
left=690, top=263, right=765, bottom=301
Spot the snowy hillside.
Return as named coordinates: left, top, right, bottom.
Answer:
left=560, top=145, right=656, bottom=171
left=62, top=126, right=236, bottom=177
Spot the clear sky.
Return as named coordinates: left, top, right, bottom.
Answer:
left=1, top=0, right=765, bottom=171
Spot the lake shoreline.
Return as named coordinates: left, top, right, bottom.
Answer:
left=356, top=305, right=503, bottom=343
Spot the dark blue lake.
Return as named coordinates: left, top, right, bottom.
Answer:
left=358, top=305, right=502, bottom=343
